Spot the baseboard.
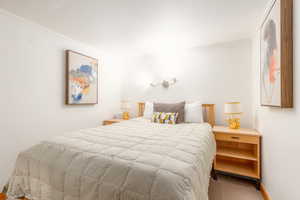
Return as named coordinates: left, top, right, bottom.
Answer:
left=261, top=184, right=271, bottom=200
left=0, top=193, right=6, bottom=200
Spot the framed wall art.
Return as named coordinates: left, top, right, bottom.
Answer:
left=260, top=0, right=293, bottom=107
left=66, top=50, right=98, bottom=105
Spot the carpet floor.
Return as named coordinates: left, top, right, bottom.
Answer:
left=209, top=175, right=263, bottom=200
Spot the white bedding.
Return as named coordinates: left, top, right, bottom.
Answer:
left=7, top=118, right=216, bottom=200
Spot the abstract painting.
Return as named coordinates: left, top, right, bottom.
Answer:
left=260, top=0, right=293, bottom=107
left=66, top=50, right=98, bottom=105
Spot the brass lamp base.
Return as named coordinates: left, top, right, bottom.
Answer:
left=122, top=112, right=130, bottom=120
left=227, top=118, right=240, bottom=129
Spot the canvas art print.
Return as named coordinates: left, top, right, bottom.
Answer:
left=66, top=50, right=98, bottom=104
left=260, top=0, right=293, bottom=107
left=261, top=0, right=281, bottom=106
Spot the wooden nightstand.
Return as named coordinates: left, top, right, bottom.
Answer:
left=0, top=193, right=6, bottom=200
left=0, top=193, right=28, bottom=200
left=213, top=126, right=261, bottom=189
left=102, top=119, right=124, bottom=125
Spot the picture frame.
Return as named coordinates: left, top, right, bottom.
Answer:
left=66, top=50, right=98, bottom=105
left=260, top=0, right=293, bottom=108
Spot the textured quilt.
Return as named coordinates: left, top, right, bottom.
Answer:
left=7, top=119, right=216, bottom=200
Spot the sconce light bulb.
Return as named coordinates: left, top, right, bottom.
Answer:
left=162, top=80, right=170, bottom=88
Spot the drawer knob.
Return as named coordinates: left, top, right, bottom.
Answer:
left=231, top=136, right=240, bottom=140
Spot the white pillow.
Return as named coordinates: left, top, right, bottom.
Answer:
left=184, top=102, right=203, bottom=123
left=143, top=102, right=153, bottom=119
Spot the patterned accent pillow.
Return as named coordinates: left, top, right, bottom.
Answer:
left=151, top=112, right=178, bottom=124
left=153, top=102, right=185, bottom=123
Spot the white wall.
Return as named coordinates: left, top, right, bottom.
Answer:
left=0, top=5, right=256, bottom=192
left=0, top=9, right=123, bottom=188
left=122, top=39, right=253, bottom=127
left=252, top=1, right=300, bottom=199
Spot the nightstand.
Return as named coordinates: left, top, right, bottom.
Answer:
left=103, top=119, right=123, bottom=125
left=0, top=193, right=6, bottom=200
left=213, top=126, right=261, bottom=189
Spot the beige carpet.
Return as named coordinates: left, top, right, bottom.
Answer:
left=209, top=175, right=263, bottom=200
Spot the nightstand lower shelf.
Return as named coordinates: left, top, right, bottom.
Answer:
left=215, top=156, right=259, bottom=179
left=216, top=141, right=257, bottom=161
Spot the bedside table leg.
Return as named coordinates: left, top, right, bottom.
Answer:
left=211, top=166, right=218, bottom=181
left=255, top=180, right=261, bottom=190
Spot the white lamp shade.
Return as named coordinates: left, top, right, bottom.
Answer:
left=121, top=101, right=131, bottom=111
left=224, top=102, right=242, bottom=114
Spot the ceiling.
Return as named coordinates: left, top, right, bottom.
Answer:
left=0, top=0, right=268, bottom=51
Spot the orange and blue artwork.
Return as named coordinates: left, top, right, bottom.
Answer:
left=67, top=50, right=98, bottom=104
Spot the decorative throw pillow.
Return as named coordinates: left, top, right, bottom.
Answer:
left=153, top=101, right=185, bottom=123
left=143, top=102, right=153, bottom=119
left=151, top=112, right=178, bottom=124
left=184, top=102, right=204, bottom=123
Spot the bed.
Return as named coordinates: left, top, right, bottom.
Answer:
left=7, top=103, right=216, bottom=200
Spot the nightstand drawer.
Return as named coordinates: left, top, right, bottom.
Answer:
left=103, top=121, right=115, bottom=125
left=103, top=119, right=123, bottom=125
left=215, top=132, right=259, bottom=144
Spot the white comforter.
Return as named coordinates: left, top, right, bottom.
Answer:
left=7, top=118, right=216, bottom=200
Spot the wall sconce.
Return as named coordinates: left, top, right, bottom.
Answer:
left=150, top=78, right=177, bottom=88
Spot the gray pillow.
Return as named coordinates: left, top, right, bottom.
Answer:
left=154, top=102, right=185, bottom=123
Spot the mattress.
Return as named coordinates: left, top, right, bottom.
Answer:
left=7, top=118, right=216, bottom=200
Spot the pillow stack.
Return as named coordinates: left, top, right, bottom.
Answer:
left=144, top=101, right=204, bottom=124
left=153, top=101, right=185, bottom=123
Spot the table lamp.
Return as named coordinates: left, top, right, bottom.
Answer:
left=121, top=100, right=131, bottom=120
left=224, top=102, right=242, bottom=129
